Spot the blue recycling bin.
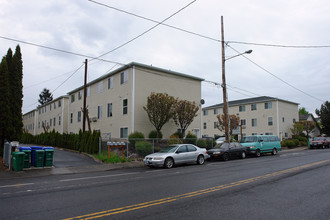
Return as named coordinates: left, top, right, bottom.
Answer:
left=31, top=146, right=43, bottom=166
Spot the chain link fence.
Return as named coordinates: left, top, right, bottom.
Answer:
left=99, top=135, right=216, bottom=160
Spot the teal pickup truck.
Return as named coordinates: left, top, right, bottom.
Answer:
left=240, top=135, right=281, bottom=157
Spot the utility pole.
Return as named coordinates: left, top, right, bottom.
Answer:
left=82, top=59, right=88, bottom=132
left=221, top=16, right=230, bottom=143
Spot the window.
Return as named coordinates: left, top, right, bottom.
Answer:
left=252, top=133, right=258, bottom=136
left=268, top=117, right=273, bottom=126
left=252, top=118, right=257, bottom=127
left=282, top=117, right=285, bottom=122
left=120, top=71, right=128, bottom=84
left=59, top=116, right=61, bottom=126
left=50, top=104, right=52, bottom=111
left=78, top=91, right=82, bottom=100
left=108, top=77, right=113, bottom=89
left=97, top=81, right=103, bottom=93
left=251, top=104, right=257, bottom=111
left=38, top=122, right=40, bottom=129
left=293, top=118, right=296, bottom=123
left=214, top=109, right=218, bottom=115
left=214, top=122, right=218, bottom=129
left=241, top=119, right=246, bottom=126
left=203, top=122, right=207, bottom=129
left=39, top=109, right=41, bottom=115
left=187, top=145, right=197, bottom=152
left=71, top=94, right=75, bottom=103
left=107, top=103, right=113, bottom=117
left=58, top=100, right=61, bottom=107
left=53, top=117, right=56, bottom=126
left=203, top=110, right=208, bottom=116
left=97, top=106, right=102, bottom=119
left=265, top=102, right=272, bottom=109
left=239, top=105, right=246, bottom=112
left=87, top=87, right=90, bottom=97
left=285, top=132, right=288, bottom=138
left=120, top=127, right=128, bottom=138
left=54, top=102, right=56, bottom=109
left=70, top=113, right=73, bottom=124
left=123, top=99, right=128, bottom=115
left=78, top=111, right=81, bottom=122
left=50, top=119, right=52, bottom=127
left=265, top=132, right=273, bottom=135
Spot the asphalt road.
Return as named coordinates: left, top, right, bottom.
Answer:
left=1, top=148, right=330, bottom=220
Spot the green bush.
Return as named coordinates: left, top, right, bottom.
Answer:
left=281, top=139, right=299, bottom=148
left=168, top=134, right=183, bottom=145
left=196, top=139, right=206, bottom=148
left=148, top=130, right=163, bottom=139
left=185, top=132, right=197, bottom=144
left=128, top=131, right=145, bottom=146
left=205, top=139, right=215, bottom=149
left=135, top=141, right=153, bottom=157
left=94, top=152, right=131, bottom=163
left=172, top=131, right=183, bottom=139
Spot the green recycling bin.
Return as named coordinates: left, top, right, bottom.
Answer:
left=12, top=152, right=25, bottom=171
left=43, top=147, right=54, bottom=167
left=19, top=147, right=31, bottom=168
left=34, top=150, right=45, bottom=168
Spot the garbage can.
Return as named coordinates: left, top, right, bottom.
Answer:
left=43, top=147, right=54, bottom=167
left=34, top=150, right=45, bottom=168
left=19, top=147, right=32, bottom=168
left=12, top=152, right=25, bottom=171
left=31, top=146, right=43, bottom=166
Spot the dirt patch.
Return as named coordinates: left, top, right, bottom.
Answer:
left=0, top=157, right=8, bottom=171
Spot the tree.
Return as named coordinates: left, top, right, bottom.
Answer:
left=143, top=93, right=176, bottom=139
left=216, top=114, right=240, bottom=138
left=173, top=99, right=199, bottom=137
left=38, top=88, right=53, bottom=106
left=300, top=121, right=315, bottom=138
left=10, top=45, right=23, bottom=140
left=290, top=122, right=304, bottom=136
left=299, top=107, right=309, bottom=115
left=316, top=101, right=330, bottom=136
left=0, top=57, right=12, bottom=151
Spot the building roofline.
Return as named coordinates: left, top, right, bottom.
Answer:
left=203, top=96, right=299, bottom=110
left=67, top=62, right=204, bottom=94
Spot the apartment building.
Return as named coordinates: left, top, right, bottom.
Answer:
left=202, top=96, right=299, bottom=140
left=23, top=62, right=204, bottom=138
left=23, top=96, right=69, bottom=135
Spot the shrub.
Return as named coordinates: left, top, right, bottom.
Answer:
left=185, top=132, right=197, bottom=144
left=205, top=139, right=215, bottom=149
left=168, top=134, right=183, bottom=145
left=172, top=131, right=183, bottom=139
left=149, top=130, right=163, bottom=139
left=196, top=139, right=206, bottom=148
left=128, top=131, right=145, bottom=146
left=281, top=139, right=299, bottom=148
left=135, top=141, right=153, bottom=157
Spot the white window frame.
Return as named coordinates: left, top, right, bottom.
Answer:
left=252, top=118, right=257, bottom=127
left=108, top=77, right=113, bottom=89
left=97, top=81, right=103, bottom=93
left=97, top=106, right=102, bottom=119
left=120, top=71, right=128, bottom=84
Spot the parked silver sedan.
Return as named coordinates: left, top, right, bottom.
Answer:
left=144, top=144, right=208, bottom=168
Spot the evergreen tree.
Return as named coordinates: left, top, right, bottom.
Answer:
left=316, top=101, right=330, bottom=136
left=0, top=57, right=12, bottom=151
left=10, top=45, right=23, bottom=140
left=38, top=88, right=53, bottom=106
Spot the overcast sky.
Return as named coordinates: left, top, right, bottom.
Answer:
left=1, top=0, right=329, bottom=115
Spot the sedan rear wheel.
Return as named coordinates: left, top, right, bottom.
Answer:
left=222, top=153, right=229, bottom=161
left=164, top=158, right=174, bottom=169
left=197, top=155, right=205, bottom=165
left=241, top=151, right=246, bottom=159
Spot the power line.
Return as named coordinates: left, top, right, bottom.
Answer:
left=0, top=35, right=125, bottom=65
left=227, top=44, right=325, bottom=103
left=90, top=0, right=198, bottom=61
left=227, top=40, right=330, bottom=48
left=88, top=0, right=219, bottom=43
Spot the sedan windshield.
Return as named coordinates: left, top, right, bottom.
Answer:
left=158, top=146, right=178, bottom=153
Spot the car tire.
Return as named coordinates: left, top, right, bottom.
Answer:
left=272, top=148, right=277, bottom=155
left=222, top=153, right=229, bottom=161
left=256, top=150, right=261, bottom=157
left=241, top=151, right=246, bottom=159
left=164, top=158, right=174, bottom=169
left=197, top=155, right=205, bottom=165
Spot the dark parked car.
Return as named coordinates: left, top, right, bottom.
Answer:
left=310, top=137, right=329, bottom=149
left=207, top=142, right=250, bottom=161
